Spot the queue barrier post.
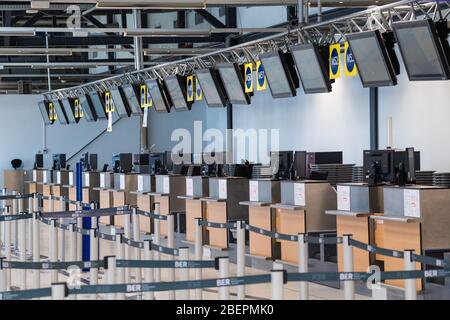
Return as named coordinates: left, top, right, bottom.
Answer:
left=167, top=213, right=175, bottom=300
left=132, top=207, right=142, bottom=296
left=105, top=256, right=117, bottom=300
left=115, top=234, right=125, bottom=300
left=27, top=197, right=33, bottom=262
left=76, top=201, right=83, bottom=261
left=12, top=191, right=17, bottom=252
left=298, top=233, right=309, bottom=300
left=59, top=197, right=66, bottom=261
left=178, top=247, right=190, bottom=300
left=51, top=282, right=68, bottom=300
left=194, top=218, right=203, bottom=300
left=271, top=269, right=285, bottom=300
left=403, top=250, right=417, bottom=300
left=4, top=205, right=11, bottom=290
left=342, top=234, right=355, bottom=300
left=18, top=196, right=27, bottom=290
left=90, top=228, right=99, bottom=300
left=143, top=240, right=154, bottom=300
left=236, top=220, right=246, bottom=300
left=0, top=257, right=6, bottom=292
left=49, top=219, right=58, bottom=284
left=217, top=256, right=230, bottom=300
left=153, top=203, right=161, bottom=283
left=124, top=211, right=131, bottom=284
left=32, top=195, right=40, bottom=291
left=66, top=223, right=77, bottom=301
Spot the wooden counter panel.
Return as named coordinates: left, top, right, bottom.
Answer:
left=25, top=182, right=37, bottom=194
left=337, top=215, right=371, bottom=272
left=154, top=195, right=169, bottom=237
left=42, top=184, right=52, bottom=212
left=185, top=199, right=203, bottom=243
left=205, top=201, right=228, bottom=249
left=276, top=208, right=305, bottom=264
left=112, top=191, right=126, bottom=228
left=99, top=190, right=113, bottom=225
left=68, top=187, right=77, bottom=211
left=249, top=206, right=273, bottom=259
left=375, top=219, right=421, bottom=290
left=137, top=193, right=153, bottom=234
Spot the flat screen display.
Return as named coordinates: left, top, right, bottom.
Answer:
left=51, top=99, right=69, bottom=125
left=393, top=19, right=450, bottom=80
left=290, top=43, right=332, bottom=93
left=195, top=68, right=228, bottom=107
left=259, top=50, right=298, bottom=98
left=145, top=79, right=171, bottom=113
left=120, top=84, right=141, bottom=115
left=217, top=63, right=250, bottom=105
left=78, top=94, right=96, bottom=122
left=110, top=87, right=130, bottom=117
left=88, top=92, right=107, bottom=120
left=346, top=30, right=397, bottom=87
left=61, top=98, right=77, bottom=124
left=38, top=100, right=52, bottom=125
left=164, top=75, right=191, bottom=111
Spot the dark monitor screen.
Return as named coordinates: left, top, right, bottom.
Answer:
left=195, top=68, right=228, bottom=107
left=145, top=79, right=171, bottom=113
left=78, top=94, right=96, bottom=122
left=347, top=30, right=397, bottom=87
left=61, top=98, right=77, bottom=124
left=293, top=150, right=307, bottom=179
left=393, top=19, right=450, bottom=81
left=217, top=63, right=251, bottom=105
left=120, top=84, right=141, bottom=115
left=52, top=99, right=69, bottom=125
left=363, top=149, right=395, bottom=184
left=164, top=75, right=191, bottom=111
left=38, top=100, right=52, bottom=125
left=259, top=50, right=298, bottom=98
left=270, top=151, right=293, bottom=179
left=110, top=87, right=130, bottom=117
left=88, top=92, right=107, bottom=120
left=291, top=43, right=332, bottom=94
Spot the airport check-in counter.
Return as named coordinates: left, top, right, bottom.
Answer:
left=201, top=177, right=249, bottom=249
left=239, top=179, right=281, bottom=259
left=325, top=183, right=384, bottom=272
left=96, top=172, right=115, bottom=225
left=130, top=174, right=156, bottom=233
left=82, top=171, right=100, bottom=205
left=177, top=176, right=209, bottom=243
left=371, top=185, right=450, bottom=291
left=271, top=180, right=336, bottom=264
left=149, top=174, right=186, bottom=236
left=37, top=170, right=56, bottom=212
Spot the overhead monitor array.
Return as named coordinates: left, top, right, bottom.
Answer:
left=39, top=18, right=450, bottom=125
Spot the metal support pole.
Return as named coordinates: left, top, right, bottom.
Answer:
left=132, top=208, right=142, bottom=291
left=27, top=197, right=33, bottom=257
left=298, top=0, right=305, bottom=24
left=0, top=257, right=6, bottom=292
left=105, top=256, right=117, bottom=300
left=124, top=212, right=131, bottom=284
left=342, top=234, right=355, bottom=300
left=153, top=203, right=161, bottom=283
left=32, top=196, right=40, bottom=290
left=236, top=220, right=245, bottom=300
left=404, top=250, right=417, bottom=300
left=67, top=223, right=77, bottom=300
left=50, top=219, right=58, bottom=283
left=178, top=247, right=190, bottom=300
left=218, top=256, right=230, bottom=300
left=298, top=233, right=309, bottom=300
left=76, top=202, right=83, bottom=261
left=18, top=197, right=26, bottom=289
left=194, top=218, right=203, bottom=300
left=116, top=234, right=125, bottom=300
left=51, top=282, right=67, bottom=300
left=12, top=191, right=17, bottom=252
left=143, top=240, right=154, bottom=300
left=59, top=197, right=65, bottom=261
left=271, top=269, right=284, bottom=300
left=317, top=0, right=322, bottom=22
left=90, top=228, right=98, bottom=300
left=167, top=213, right=175, bottom=300
left=4, top=206, right=11, bottom=290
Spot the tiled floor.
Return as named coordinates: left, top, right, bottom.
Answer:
left=1, top=220, right=371, bottom=300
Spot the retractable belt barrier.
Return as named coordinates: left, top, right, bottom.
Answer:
left=198, top=220, right=237, bottom=229
left=136, top=208, right=167, bottom=220
left=0, top=288, right=52, bottom=300
left=0, top=194, right=33, bottom=200
left=0, top=213, right=32, bottom=222
left=41, top=206, right=132, bottom=219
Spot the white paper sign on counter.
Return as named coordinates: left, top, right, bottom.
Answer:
left=186, top=178, right=194, bottom=197
left=249, top=181, right=259, bottom=202
left=138, top=175, right=144, bottom=192
left=56, top=171, right=61, bottom=185
left=69, top=172, right=74, bottom=186
left=43, top=171, right=48, bottom=183
left=163, top=176, right=170, bottom=194
left=100, top=174, right=105, bottom=188
left=120, top=175, right=125, bottom=190
left=218, top=179, right=227, bottom=199
left=32, top=170, right=37, bottom=182
left=294, top=183, right=306, bottom=206
left=337, top=185, right=351, bottom=211
left=404, top=189, right=421, bottom=218
left=84, top=173, right=90, bottom=187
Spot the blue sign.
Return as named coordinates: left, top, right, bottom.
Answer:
left=331, top=48, right=340, bottom=75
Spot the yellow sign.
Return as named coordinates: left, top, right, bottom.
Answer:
left=105, top=92, right=112, bottom=112
left=74, top=98, right=83, bottom=119
left=186, top=75, right=194, bottom=102
left=140, top=84, right=147, bottom=108
left=195, top=76, right=203, bottom=101
left=49, top=102, right=55, bottom=121
left=256, top=61, right=267, bottom=91
left=329, top=43, right=341, bottom=80
left=244, top=63, right=253, bottom=93
left=146, top=86, right=152, bottom=108
left=344, top=42, right=358, bottom=77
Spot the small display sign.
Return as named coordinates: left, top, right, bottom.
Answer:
left=218, top=179, right=227, bottom=199
left=244, top=63, right=254, bottom=93
left=256, top=61, right=267, bottom=91
left=186, top=178, right=194, bottom=197
left=403, top=189, right=421, bottom=218
left=329, top=43, right=341, bottom=80
left=337, top=185, right=351, bottom=211
left=249, top=180, right=259, bottom=202
left=186, top=75, right=194, bottom=102
left=163, top=176, right=170, bottom=194
left=294, top=183, right=306, bottom=206
left=344, top=42, right=357, bottom=77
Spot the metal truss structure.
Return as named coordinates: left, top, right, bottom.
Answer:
left=46, top=0, right=449, bottom=100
